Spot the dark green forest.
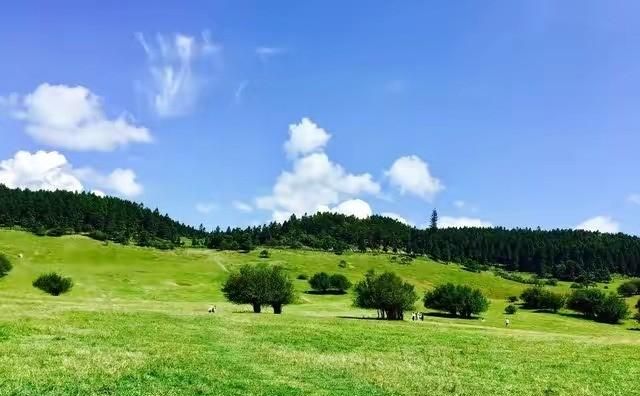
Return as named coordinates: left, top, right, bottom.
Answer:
left=1, top=185, right=639, bottom=281
left=0, top=185, right=201, bottom=248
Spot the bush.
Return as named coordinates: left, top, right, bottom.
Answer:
left=87, top=230, right=108, bottom=241
left=505, top=304, right=518, bottom=315
left=309, top=272, right=332, bottom=292
left=221, top=263, right=295, bottom=314
left=32, top=273, right=73, bottom=296
left=297, top=274, right=308, bottom=280
left=329, top=274, right=352, bottom=293
left=338, top=260, right=348, bottom=268
left=617, top=279, right=640, bottom=297
left=259, top=249, right=270, bottom=259
left=353, top=270, right=417, bottom=320
left=507, top=295, right=518, bottom=303
left=423, top=283, right=490, bottom=318
left=567, top=288, right=629, bottom=323
left=45, top=227, right=65, bottom=237
left=520, top=287, right=566, bottom=312
left=0, top=254, right=12, bottom=277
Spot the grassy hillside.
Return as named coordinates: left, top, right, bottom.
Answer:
left=1, top=230, right=639, bottom=395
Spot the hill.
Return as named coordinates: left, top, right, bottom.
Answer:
left=1, top=230, right=639, bottom=395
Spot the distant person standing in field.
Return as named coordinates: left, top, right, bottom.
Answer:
left=505, top=318, right=510, bottom=327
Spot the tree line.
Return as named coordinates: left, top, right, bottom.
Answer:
left=0, top=185, right=203, bottom=247
left=206, top=211, right=640, bottom=282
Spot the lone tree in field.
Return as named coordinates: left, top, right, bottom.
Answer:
left=423, top=283, right=489, bottom=318
left=309, top=272, right=332, bottom=293
left=222, top=263, right=295, bottom=314
left=353, top=270, right=417, bottom=320
left=0, top=254, right=12, bottom=278
left=32, top=273, right=73, bottom=296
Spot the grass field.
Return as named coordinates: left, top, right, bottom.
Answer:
left=0, top=229, right=639, bottom=395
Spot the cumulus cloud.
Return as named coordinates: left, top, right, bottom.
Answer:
left=0, top=150, right=143, bottom=198
left=284, top=118, right=331, bottom=158
left=232, top=201, right=253, bottom=213
left=380, top=212, right=410, bottom=225
left=3, top=84, right=151, bottom=151
left=575, top=216, right=620, bottom=234
left=257, top=118, right=380, bottom=222
left=136, top=31, right=220, bottom=117
left=439, top=216, right=493, bottom=229
left=331, top=199, right=373, bottom=219
left=386, top=155, right=443, bottom=201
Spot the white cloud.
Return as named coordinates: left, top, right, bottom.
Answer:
left=136, top=31, right=220, bottom=117
left=195, top=202, right=218, bottom=214
left=0, top=150, right=142, bottom=198
left=386, top=155, right=443, bottom=201
left=575, top=216, right=620, bottom=234
left=232, top=200, right=253, bottom=213
left=284, top=117, right=331, bottom=157
left=257, top=119, right=380, bottom=222
left=256, top=46, right=286, bottom=61
left=627, top=194, right=640, bottom=205
left=453, top=200, right=465, bottom=209
left=0, top=150, right=83, bottom=192
left=331, top=199, right=372, bottom=219
left=439, top=216, right=493, bottom=229
left=380, top=212, right=410, bottom=225
left=4, top=84, right=151, bottom=151
left=91, top=190, right=106, bottom=197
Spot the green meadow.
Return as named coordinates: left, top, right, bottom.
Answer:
left=0, top=229, right=638, bottom=396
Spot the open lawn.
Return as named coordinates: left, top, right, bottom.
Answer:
left=0, top=230, right=638, bottom=395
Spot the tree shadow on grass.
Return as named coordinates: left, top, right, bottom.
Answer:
left=304, top=290, right=347, bottom=295
left=424, top=312, right=481, bottom=321
left=337, top=316, right=391, bottom=321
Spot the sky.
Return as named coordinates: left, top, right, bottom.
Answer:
left=0, top=1, right=639, bottom=234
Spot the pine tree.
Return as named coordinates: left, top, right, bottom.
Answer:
left=430, top=209, right=438, bottom=230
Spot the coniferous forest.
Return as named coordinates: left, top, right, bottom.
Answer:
left=2, top=185, right=640, bottom=281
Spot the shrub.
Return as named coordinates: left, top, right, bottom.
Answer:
left=297, top=274, right=308, bottom=280
left=259, top=249, right=270, bottom=259
left=520, top=287, right=566, bottom=312
left=505, top=304, right=518, bottom=315
left=567, top=289, right=629, bottom=323
left=309, top=272, right=332, bottom=293
left=32, top=273, right=73, bottom=296
left=45, top=228, right=65, bottom=237
left=0, top=254, right=12, bottom=278
left=87, top=230, right=108, bottom=241
left=423, top=283, right=490, bottom=318
left=353, top=270, right=417, bottom=320
left=329, top=274, right=352, bottom=293
left=507, top=295, right=518, bottom=303
left=221, top=263, right=295, bottom=314
left=338, top=260, right=348, bottom=268
left=617, top=279, right=640, bottom=297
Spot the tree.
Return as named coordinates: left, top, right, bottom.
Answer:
left=635, top=300, right=640, bottom=324
left=32, top=273, right=73, bottom=296
left=505, top=304, right=518, bottom=315
left=430, top=209, right=438, bottom=230
left=520, top=286, right=566, bottom=313
left=423, top=283, right=490, bottom=318
left=259, top=249, right=270, bottom=259
left=221, top=264, right=295, bottom=314
left=309, top=272, right=332, bottom=293
left=0, top=253, right=12, bottom=278
left=567, top=289, right=629, bottom=323
left=594, top=294, right=629, bottom=324
left=221, top=264, right=271, bottom=313
left=617, top=279, right=640, bottom=297
left=329, top=274, right=352, bottom=293
left=353, top=270, right=417, bottom=320
left=265, top=266, right=295, bottom=314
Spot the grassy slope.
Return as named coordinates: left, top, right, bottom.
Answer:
left=0, top=230, right=639, bottom=396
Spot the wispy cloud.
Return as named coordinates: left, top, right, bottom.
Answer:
left=234, top=81, right=248, bottom=104
left=136, top=31, right=221, bottom=118
left=232, top=200, right=253, bottom=213
left=256, top=46, right=286, bottom=61
left=195, top=202, right=218, bottom=214
left=627, top=194, right=640, bottom=205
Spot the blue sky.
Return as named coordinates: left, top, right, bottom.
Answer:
left=0, top=1, right=639, bottom=234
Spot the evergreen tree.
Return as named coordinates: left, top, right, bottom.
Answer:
left=430, top=209, right=439, bottom=230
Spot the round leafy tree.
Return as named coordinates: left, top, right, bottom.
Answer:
left=329, top=274, right=352, bottom=293
left=309, top=272, right=332, bottom=293
left=0, top=254, right=12, bottom=278
left=423, top=283, right=489, bottom=318
left=33, top=273, right=73, bottom=296
left=505, top=304, right=518, bottom=315
left=222, top=263, right=295, bottom=314
left=353, top=270, right=417, bottom=320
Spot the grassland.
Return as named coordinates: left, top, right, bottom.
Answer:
left=0, top=229, right=639, bottom=395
